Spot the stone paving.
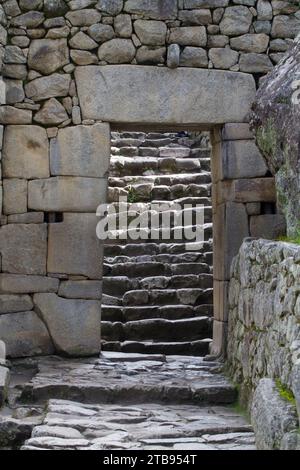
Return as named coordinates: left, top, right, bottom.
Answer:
left=0, top=352, right=256, bottom=450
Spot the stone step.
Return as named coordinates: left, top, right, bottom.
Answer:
left=103, top=251, right=213, bottom=267
left=109, top=173, right=211, bottom=188
left=108, top=183, right=211, bottom=202
left=109, top=157, right=209, bottom=176
left=102, top=339, right=212, bottom=356
left=104, top=261, right=211, bottom=278
left=122, top=288, right=213, bottom=306
left=108, top=198, right=212, bottom=215
left=103, top=241, right=213, bottom=257
left=102, top=317, right=212, bottom=343
left=101, top=304, right=214, bottom=322
left=17, top=354, right=237, bottom=406
left=102, top=274, right=213, bottom=296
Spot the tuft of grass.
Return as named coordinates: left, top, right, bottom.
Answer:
left=278, top=232, right=300, bottom=246
left=275, top=379, right=296, bottom=406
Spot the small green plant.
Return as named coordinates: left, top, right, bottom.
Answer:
left=275, top=379, right=296, bottom=406
left=127, top=185, right=139, bottom=203
left=278, top=227, right=300, bottom=246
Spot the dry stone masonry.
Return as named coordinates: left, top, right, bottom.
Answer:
left=0, top=1, right=298, bottom=359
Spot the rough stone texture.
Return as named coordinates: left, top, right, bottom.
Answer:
left=0, top=365, right=9, bottom=407
left=25, top=74, right=71, bottom=101
left=219, top=6, right=252, bottom=36
left=33, top=294, right=101, bottom=356
left=0, top=311, right=54, bottom=358
left=124, top=0, right=178, bottom=20
left=50, top=124, right=110, bottom=177
left=2, top=125, right=49, bottom=179
left=34, top=98, right=68, bottom=125
left=98, top=38, right=135, bottom=63
left=0, top=224, right=47, bottom=275
left=180, top=46, right=208, bottom=67
left=250, top=36, right=300, bottom=237
left=251, top=379, right=298, bottom=450
left=47, top=213, right=102, bottom=279
left=75, top=66, right=256, bottom=125
left=169, top=26, right=207, bottom=47
left=3, top=178, right=27, bottom=215
left=221, top=140, right=267, bottom=179
left=58, top=281, right=102, bottom=300
left=0, top=294, right=33, bottom=314
left=28, top=39, right=69, bottom=75
left=134, top=20, right=167, bottom=46
left=0, top=275, right=59, bottom=294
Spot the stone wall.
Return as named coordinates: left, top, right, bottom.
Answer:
left=227, top=238, right=300, bottom=449
left=0, top=0, right=299, bottom=358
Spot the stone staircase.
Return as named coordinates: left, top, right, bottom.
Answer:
left=101, top=132, right=214, bottom=356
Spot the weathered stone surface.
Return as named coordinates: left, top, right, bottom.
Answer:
left=44, top=0, right=68, bottom=18
left=70, top=50, right=98, bottom=65
left=169, top=26, right=207, bottom=47
left=0, top=224, right=47, bottom=275
left=0, top=365, right=9, bottom=406
left=221, top=140, right=267, bottom=178
left=25, top=73, right=71, bottom=101
left=0, top=274, right=59, bottom=294
left=257, top=0, right=272, bottom=21
left=69, top=32, right=98, bottom=50
left=136, top=46, right=166, bottom=64
left=47, top=213, right=102, bottom=279
left=271, top=15, right=300, bottom=39
left=28, top=177, right=107, bottom=212
left=2, top=125, right=49, bottom=179
left=239, top=52, right=273, bottom=73
left=114, top=14, right=132, bottom=38
left=208, top=47, right=238, bottom=69
left=28, top=39, right=69, bottom=75
left=124, top=0, right=178, bottom=20
left=251, top=379, right=298, bottom=450
left=134, top=20, right=167, bottom=46
left=184, top=1, right=229, bottom=7
left=250, top=37, right=300, bottom=236
left=33, top=293, right=101, bottom=356
left=58, top=281, right=102, bottom=300
left=3, top=178, right=27, bottom=215
left=87, top=24, right=115, bottom=43
left=50, top=124, right=110, bottom=177
left=4, top=79, right=25, bottom=104
left=0, top=295, right=33, bottom=314
left=66, top=9, right=101, bottom=26
left=98, top=39, right=136, bottom=63
left=250, top=214, right=286, bottom=239
left=0, top=106, right=31, bottom=124
left=75, top=66, right=256, bottom=125
left=7, top=212, right=44, bottom=224
left=180, top=47, right=208, bottom=67
left=2, top=64, right=27, bottom=80
left=230, top=33, right=269, bottom=53
left=222, top=123, right=253, bottom=141
left=167, top=43, right=180, bottom=68
left=11, top=11, right=44, bottom=28
left=220, top=6, right=252, bottom=36
left=34, top=98, right=68, bottom=125
left=97, top=0, right=123, bottom=16
left=4, top=45, right=26, bottom=64
left=0, top=311, right=54, bottom=357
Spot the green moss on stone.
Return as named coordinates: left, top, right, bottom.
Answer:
left=256, top=118, right=277, bottom=158
left=275, top=379, right=296, bottom=406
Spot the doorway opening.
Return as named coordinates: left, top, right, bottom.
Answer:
left=101, top=130, right=213, bottom=356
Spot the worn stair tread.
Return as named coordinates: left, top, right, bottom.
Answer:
left=102, top=304, right=214, bottom=322
left=102, top=339, right=212, bottom=356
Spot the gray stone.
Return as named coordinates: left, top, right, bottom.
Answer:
left=230, top=34, right=269, bottom=53
left=4, top=45, right=26, bottom=64
left=70, top=50, right=98, bottom=65
left=167, top=43, right=180, bottom=68
left=208, top=47, right=239, bottom=69
left=28, top=39, right=69, bottom=75
left=0, top=295, right=33, bottom=314
left=0, top=311, right=54, bottom=358
left=180, top=46, right=208, bottom=67
left=3, top=0, right=21, bottom=17
left=222, top=140, right=267, bottom=178
left=207, top=35, right=229, bottom=48
left=75, top=65, right=256, bottom=125
left=220, top=6, right=253, bottom=36
left=0, top=224, right=47, bottom=275
left=50, top=124, right=110, bottom=177
left=97, top=0, right=123, bottom=16
left=114, top=14, right=132, bottom=38
left=257, top=0, right=272, bottom=21
left=0, top=274, right=59, bottom=294
left=253, top=20, right=271, bottom=34
left=124, top=0, right=178, bottom=20
left=11, top=11, right=44, bottom=28
left=0, top=106, right=32, bottom=124
left=271, top=15, right=300, bottom=39
left=239, top=53, right=273, bottom=73
left=46, top=26, right=70, bottom=40
left=0, top=366, right=9, bottom=406
left=0, top=24, right=7, bottom=46
left=34, top=98, right=69, bottom=125
left=2, top=125, right=49, bottom=179
left=98, top=39, right=135, bottom=63
left=222, top=123, right=253, bottom=140
left=33, top=293, right=101, bottom=356
left=8, top=212, right=44, bottom=224
left=47, top=213, right=102, bottom=279
left=251, top=379, right=298, bottom=450
left=25, top=73, right=71, bottom=101
left=44, top=0, right=68, bottom=18
left=69, top=32, right=98, bottom=50
left=250, top=214, right=286, bottom=239
left=184, top=1, right=229, bottom=7
left=134, top=20, right=167, bottom=46
left=136, top=46, right=166, bottom=64
left=169, top=26, right=207, bottom=47
left=19, top=0, right=43, bottom=9
left=87, top=24, right=115, bottom=43
left=179, top=9, right=212, bottom=25
left=58, top=281, right=102, bottom=299
left=3, top=178, right=27, bottom=215
left=66, top=9, right=101, bottom=26
left=28, top=177, right=107, bottom=212
left=2, top=64, right=27, bottom=80
left=4, top=79, right=25, bottom=104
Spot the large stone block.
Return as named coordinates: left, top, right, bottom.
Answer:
left=50, top=124, right=110, bottom=177
left=25, top=73, right=71, bottom=101
left=124, top=0, right=178, bottom=20
left=230, top=178, right=276, bottom=203
left=33, top=293, right=101, bottom=356
left=134, top=20, right=167, bottom=46
left=0, top=311, right=54, bottom=358
left=28, top=176, right=107, bottom=212
left=0, top=274, right=59, bottom=294
left=169, top=26, right=207, bottom=47
left=0, top=224, right=47, bottom=275
left=2, top=125, right=49, bottom=179
left=28, top=39, right=69, bottom=75
left=47, top=213, right=103, bottom=279
left=58, top=280, right=102, bottom=300
left=3, top=178, right=27, bottom=215
left=250, top=214, right=286, bottom=239
left=221, top=140, right=267, bottom=179
left=0, top=294, right=33, bottom=314
left=75, top=66, right=256, bottom=125
left=210, top=319, right=227, bottom=357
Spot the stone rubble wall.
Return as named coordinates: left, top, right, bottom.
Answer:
left=227, top=238, right=300, bottom=449
left=0, top=0, right=298, bottom=359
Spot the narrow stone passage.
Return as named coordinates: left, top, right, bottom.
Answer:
left=102, top=131, right=214, bottom=355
